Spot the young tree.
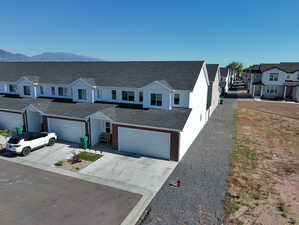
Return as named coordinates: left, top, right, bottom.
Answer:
left=227, top=62, right=243, bottom=77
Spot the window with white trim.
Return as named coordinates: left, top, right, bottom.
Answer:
left=112, top=90, right=117, bottom=100
left=105, top=122, right=111, bottom=133
left=174, top=93, right=180, bottom=105
left=150, top=93, right=162, bottom=106
left=139, top=92, right=143, bottom=102
left=9, top=84, right=17, bottom=93
left=51, top=87, right=56, bottom=96
left=78, top=89, right=87, bottom=100
left=122, top=91, right=135, bottom=101
left=39, top=86, right=44, bottom=95
left=58, top=87, right=68, bottom=96
left=23, top=86, right=31, bottom=96
left=269, top=73, right=278, bottom=81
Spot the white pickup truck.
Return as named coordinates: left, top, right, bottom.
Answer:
left=6, top=132, right=57, bottom=156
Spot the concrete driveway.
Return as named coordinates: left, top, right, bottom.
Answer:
left=0, top=159, right=141, bottom=225
left=0, top=142, right=78, bottom=167
left=80, top=152, right=177, bottom=193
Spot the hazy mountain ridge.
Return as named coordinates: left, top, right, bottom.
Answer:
left=0, top=49, right=103, bottom=61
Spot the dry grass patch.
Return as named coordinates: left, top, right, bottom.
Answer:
left=225, top=102, right=299, bottom=225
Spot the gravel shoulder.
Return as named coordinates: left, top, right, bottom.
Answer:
left=142, top=99, right=236, bottom=225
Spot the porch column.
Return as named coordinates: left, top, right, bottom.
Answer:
left=260, top=86, right=264, bottom=97
left=283, top=86, right=287, bottom=99
left=253, top=85, right=256, bottom=96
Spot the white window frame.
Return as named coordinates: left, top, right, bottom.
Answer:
left=23, top=86, right=31, bottom=96
left=39, top=86, right=44, bottom=95
left=122, top=91, right=135, bottom=101
left=150, top=93, right=162, bottom=106
left=58, top=87, right=68, bottom=96
left=51, top=87, right=56, bottom=96
left=8, top=84, right=17, bottom=93
left=78, top=89, right=87, bottom=100
left=174, top=93, right=180, bottom=105
left=269, top=73, right=278, bottom=81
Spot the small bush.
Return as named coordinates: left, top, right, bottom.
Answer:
left=77, top=152, right=102, bottom=162
left=55, top=160, right=65, bottom=166
left=0, top=130, right=11, bottom=137
left=224, top=193, right=240, bottom=214
left=289, top=218, right=297, bottom=224
left=277, top=200, right=288, bottom=218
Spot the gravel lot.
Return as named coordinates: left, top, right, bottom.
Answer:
left=142, top=99, right=236, bottom=225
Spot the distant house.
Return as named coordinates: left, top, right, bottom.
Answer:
left=220, top=67, right=229, bottom=95
left=0, top=61, right=211, bottom=161
left=246, top=62, right=299, bottom=102
left=206, top=64, right=221, bottom=119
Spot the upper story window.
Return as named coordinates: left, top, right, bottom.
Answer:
left=151, top=93, right=162, bottom=106
left=174, top=93, right=180, bottom=105
left=23, top=86, right=31, bottom=96
left=139, top=92, right=143, bottom=102
left=78, top=89, right=87, bottom=100
left=105, top=122, right=111, bottom=133
left=58, top=87, right=68, bottom=96
left=269, top=73, right=278, bottom=81
left=51, top=87, right=56, bottom=96
left=112, top=90, right=117, bottom=100
left=9, top=84, right=17, bottom=93
left=122, top=91, right=135, bottom=101
left=39, top=86, right=44, bottom=95
left=97, top=89, right=102, bottom=99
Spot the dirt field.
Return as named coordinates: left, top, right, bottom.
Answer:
left=225, top=100, right=299, bottom=225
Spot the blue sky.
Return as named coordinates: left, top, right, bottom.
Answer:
left=1, top=0, right=299, bottom=66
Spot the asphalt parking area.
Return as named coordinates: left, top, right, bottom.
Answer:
left=0, top=159, right=142, bottom=225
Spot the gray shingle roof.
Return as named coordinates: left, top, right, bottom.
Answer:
left=248, top=62, right=299, bottom=73
left=0, top=61, right=204, bottom=91
left=0, top=95, right=191, bottom=130
left=206, top=64, right=219, bottom=82
left=220, top=67, right=229, bottom=78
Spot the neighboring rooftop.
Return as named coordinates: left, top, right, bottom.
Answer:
left=247, top=62, right=299, bottom=73
left=0, top=95, right=191, bottom=130
left=220, top=67, right=229, bottom=78
left=206, top=64, right=219, bottom=83
left=0, top=61, right=205, bottom=90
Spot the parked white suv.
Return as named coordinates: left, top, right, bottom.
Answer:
left=6, top=132, right=57, bottom=156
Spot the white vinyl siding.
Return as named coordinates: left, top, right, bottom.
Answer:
left=0, top=112, right=23, bottom=132
left=47, top=118, right=86, bottom=143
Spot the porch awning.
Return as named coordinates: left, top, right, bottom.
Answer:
left=284, top=82, right=299, bottom=86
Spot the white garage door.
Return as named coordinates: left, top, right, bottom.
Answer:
left=118, top=127, right=170, bottom=159
left=0, top=111, right=23, bottom=132
left=48, top=118, right=86, bottom=143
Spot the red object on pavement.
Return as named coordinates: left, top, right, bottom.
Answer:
left=176, top=179, right=181, bottom=187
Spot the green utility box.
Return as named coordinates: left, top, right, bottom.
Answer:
left=220, top=98, right=224, bottom=104
left=16, top=126, right=23, bottom=136
left=80, top=136, right=89, bottom=149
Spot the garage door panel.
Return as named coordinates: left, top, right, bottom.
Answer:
left=48, top=118, right=85, bottom=143
left=118, top=127, right=170, bottom=159
left=0, top=111, right=23, bottom=132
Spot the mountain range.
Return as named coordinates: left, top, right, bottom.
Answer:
left=0, top=49, right=103, bottom=62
